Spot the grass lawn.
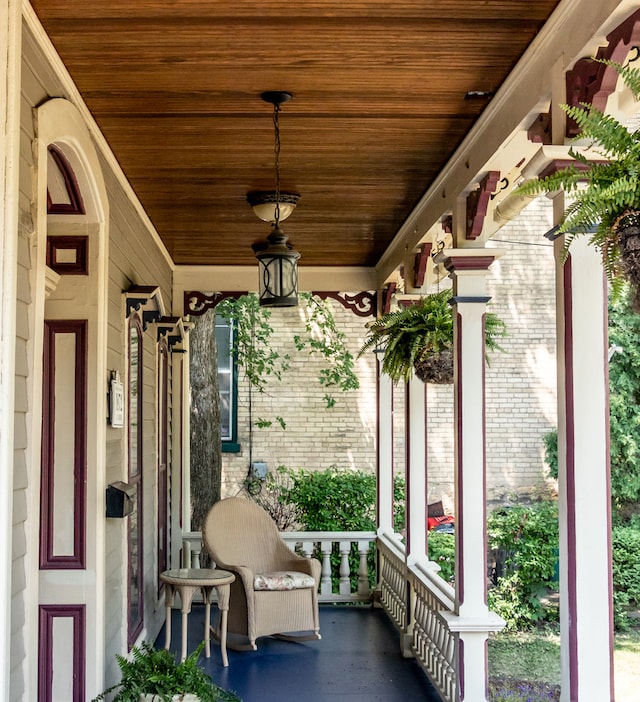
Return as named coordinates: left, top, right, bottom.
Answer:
left=488, top=625, right=640, bottom=701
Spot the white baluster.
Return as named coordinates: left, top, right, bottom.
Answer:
left=339, top=541, right=351, bottom=596
left=357, top=541, right=370, bottom=596
left=300, top=541, right=314, bottom=559
left=320, top=541, right=333, bottom=596
left=192, top=541, right=202, bottom=568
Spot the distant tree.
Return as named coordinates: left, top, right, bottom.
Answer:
left=189, top=311, right=221, bottom=531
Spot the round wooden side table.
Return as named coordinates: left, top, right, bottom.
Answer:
left=160, top=568, right=235, bottom=666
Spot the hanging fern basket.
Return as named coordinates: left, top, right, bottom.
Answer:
left=617, top=212, right=640, bottom=311
left=413, top=349, right=454, bottom=384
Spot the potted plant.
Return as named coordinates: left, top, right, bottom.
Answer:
left=92, top=642, right=242, bottom=702
left=358, top=288, right=506, bottom=384
left=516, top=59, right=640, bottom=309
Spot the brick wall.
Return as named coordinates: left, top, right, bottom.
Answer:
left=221, top=299, right=377, bottom=496
left=221, top=197, right=558, bottom=508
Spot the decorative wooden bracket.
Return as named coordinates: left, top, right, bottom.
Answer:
left=156, top=316, right=193, bottom=349
left=124, top=285, right=166, bottom=329
left=184, top=289, right=376, bottom=318
left=381, top=283, right=396, bottom=314
left=184, top=291, right=246, bottom=317
left=566, top=9, right=640, bottom=137
left=312, top=291, right=376, bottom=317
left=466, top=171, right=500, bottom=240
left=527, top=112, right=551, bottom=145
left=413, top=243, right=432, bottom=288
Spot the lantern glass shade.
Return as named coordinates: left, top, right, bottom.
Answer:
left=247, top=191, right=299, bottom=223
left=255, top=227, right=300, bottom=307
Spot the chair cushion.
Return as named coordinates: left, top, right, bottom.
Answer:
left=254, top=571, right=316, bottom=591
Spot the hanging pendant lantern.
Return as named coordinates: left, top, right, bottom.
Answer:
left=254, top=226, right=301, bottom=307
left=251, top=91, right=300, bottom=307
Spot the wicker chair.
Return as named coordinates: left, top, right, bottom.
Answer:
left=202, top=497, right=321, bottom=650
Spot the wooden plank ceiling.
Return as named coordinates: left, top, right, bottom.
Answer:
left=30, top=0, right=562, bottom=268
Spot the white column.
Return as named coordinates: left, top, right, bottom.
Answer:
left=0, top=0, right=21, bottom=698
left=405, top=374, right=426, bottom=562
left=376, top=363, right=394, bottom=536
left=555, top=235, right=613, bottom=702
left=436, top=248, right=505, bottom=702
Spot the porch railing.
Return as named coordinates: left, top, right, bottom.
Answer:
left=182, top=528, right=459, bottom=702
left=377, top=529, right=458, bottom=702
left=181, top=530, right=376, bottom=603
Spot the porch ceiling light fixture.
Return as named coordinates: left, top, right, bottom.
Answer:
left=251, top=91, right=300, bottom=308
left=246, top=190, right=299, bottom=224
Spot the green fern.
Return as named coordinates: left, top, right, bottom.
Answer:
left=92, top=642, right=242, bottom=702
left=516, top=58, right=640, bottom=292
left=358, top=289, right=506, bottom=383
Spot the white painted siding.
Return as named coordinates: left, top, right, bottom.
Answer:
left=10, top=33, right=45, bottom=702
left=18, top=19, right=175, bottom=700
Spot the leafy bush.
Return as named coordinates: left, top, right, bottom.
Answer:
left=608, top=286, right=640, bottom=513
left=283, top=466, right=377, bottom=531
left=611, top=525, right=640, bottom=630
left=487, top=502, right=559, bottom=630
left=428, top=532, right=455, bottom=582
left=542, top=285, right=640, bottom=519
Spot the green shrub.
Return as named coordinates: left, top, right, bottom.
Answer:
left=428, top=532, right=455, bottom=582
left=487, top=502, right=559, bottom=630
left=543, top=285, right=640, bottom=520
left=283, top=466, right=377, bottom=531
left=542, top=430, right=558, bottom=480
left=612, top=525, right=640, bottom=630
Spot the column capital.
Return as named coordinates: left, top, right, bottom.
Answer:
left=433, top=248, right=505, bottom=273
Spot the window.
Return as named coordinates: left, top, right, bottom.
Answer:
left=215, top=315, right=239, bottom=452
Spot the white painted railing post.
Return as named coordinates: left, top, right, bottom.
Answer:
left=377, top=367, right=394, bottom=534
left=191, top=543, right=201, bottom=568
left=338, top=541, right=351, bottom=596
left=406, top=373, right=427, bottom=562
left=319, top=541, right=333, bottom=596
left=357, top=541, right=370, bottom=597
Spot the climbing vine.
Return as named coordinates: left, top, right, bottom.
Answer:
left=294, top=292, right=360, bottom=407
left=215, top=292, right=360, bottom=415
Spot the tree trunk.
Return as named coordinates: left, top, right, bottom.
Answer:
left=189, top=310, right=222, bottom=531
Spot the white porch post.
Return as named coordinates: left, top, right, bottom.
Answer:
left=377, top=360, right=394, bottom=536
left=0, top=0, right=21, bottom=698
left=437, top=248, right=505, bottom=702
left=405, top=374, right=427, bottom=562
left=554, top=235, right=614, bottom=702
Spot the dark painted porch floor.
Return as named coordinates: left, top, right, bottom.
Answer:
left=157, top=604, right=440, bottom=702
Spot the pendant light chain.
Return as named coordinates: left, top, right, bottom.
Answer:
left=273, top=103, right=282, bottom=228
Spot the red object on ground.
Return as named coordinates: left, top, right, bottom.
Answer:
left=427, top=515, right=455, bottom=531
